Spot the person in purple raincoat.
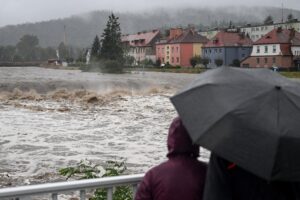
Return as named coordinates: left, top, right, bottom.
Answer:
left=135, top=117, right=207, bottom=200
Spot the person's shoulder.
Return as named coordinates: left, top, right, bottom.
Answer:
left=145, top=161, right=169, bottom=175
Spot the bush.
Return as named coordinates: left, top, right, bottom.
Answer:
left=231, top=59, right=240, bottom=67
left=155, top=59, right=161, bottom=67
left=59, top=159, right=132, bottom=200
left=190, top=56, right=202, bottom=68
left=201, top=58, right=209, bottom=68
left=101, top=60, right=124, bottom=73
left=215, top=59, right=223, bottom=67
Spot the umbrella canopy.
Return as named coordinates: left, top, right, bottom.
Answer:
left=171, top=67, right=300, bottom=181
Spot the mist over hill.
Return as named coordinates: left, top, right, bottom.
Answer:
left=0, top=6, right=299, bottom=48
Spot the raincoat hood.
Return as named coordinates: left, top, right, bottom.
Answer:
left=167, top=117, right=199, bottom=158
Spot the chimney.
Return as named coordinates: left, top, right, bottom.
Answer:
left=169, top=28, right=183, bottom=40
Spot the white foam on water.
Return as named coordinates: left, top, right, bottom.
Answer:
left=0, top=67, right=210, bottom=187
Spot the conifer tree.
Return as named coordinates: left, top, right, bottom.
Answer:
left=100, top=13, right=123, bottom=62
left=91, top=35, right=100, bottom=59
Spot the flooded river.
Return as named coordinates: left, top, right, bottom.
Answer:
left=0, top=67, right=208, bottom=187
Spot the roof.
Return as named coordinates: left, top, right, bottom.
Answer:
left=204, top=31, right=253, bottom=47
left=292, top=37, right=300, bottom=46
left=254, top=28, right=300, bottom=45
left=122, top=30, right=160, bottom=47
left=168, top=30, right=209, bottom=44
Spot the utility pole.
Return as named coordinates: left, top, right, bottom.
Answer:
left=63, top=25, right=67, bottom=46
left=281, top=3, right=284, bottom=23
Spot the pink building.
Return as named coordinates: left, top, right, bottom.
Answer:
left=156, top=28, right=208, bottom=67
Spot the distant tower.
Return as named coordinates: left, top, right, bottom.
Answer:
left=281, top=3, right=284, bottom=23
left=63, top=25, right=67, bottom=46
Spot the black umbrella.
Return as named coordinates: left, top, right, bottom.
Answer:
left=171, top=67, right=300, bottom=181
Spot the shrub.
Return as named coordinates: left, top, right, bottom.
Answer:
left=59, top=159, right=132, bottom=200
left=215, top=59, right=223, bottom=67
left=100, top=59, right=124, bottom=73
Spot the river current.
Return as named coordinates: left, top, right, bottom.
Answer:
left=0, top=67, right=209, bottom=188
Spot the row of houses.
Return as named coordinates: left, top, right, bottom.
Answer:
left=121, top=23, right=300, bottom=69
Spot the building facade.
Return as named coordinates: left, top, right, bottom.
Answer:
left=122, top=30, right=160, bottom=65
left=202, top=31, right=253, bottom=67
left=156, top=28, right=208, bottom=67
left=241, top=28, right=300, bottom=68
left=240, top=21, right=300, bottom=42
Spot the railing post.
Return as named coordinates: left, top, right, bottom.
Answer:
left=132, top=184, right=138, bottom=198
left=52, top=193, right=58, bottom=200
left=107, top=187, right=113, bottom=200
left=80, top=190, right=86, bottom=200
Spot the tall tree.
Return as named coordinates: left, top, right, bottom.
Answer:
left=91, top=35, right=100, bottom=59
left=16, top=34, right=39, bottom=61
left=287, top=13, right=294, bottom=22
left=100, top=13, right=123, bottom=62
left=264, top=15, right=274, bottom=25
left=58, top=42, right=68, bottom=61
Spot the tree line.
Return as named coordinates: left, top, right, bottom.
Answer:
left=0, top=34, right=84, bottom=63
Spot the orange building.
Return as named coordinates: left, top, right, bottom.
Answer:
left=156, top=28, right=208, bottom=67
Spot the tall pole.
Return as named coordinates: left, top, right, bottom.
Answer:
left=281, top=3, right=284, bottom=23
left=64, top=25, right=67, bottom=46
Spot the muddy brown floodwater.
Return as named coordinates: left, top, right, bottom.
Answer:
left=0, top=67, right=209, bottom=188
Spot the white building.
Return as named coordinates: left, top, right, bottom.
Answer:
left=240, top=21, right=300, bottom=42
left=122, top=30, right=160, bottom=65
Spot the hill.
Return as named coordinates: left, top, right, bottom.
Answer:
left=0, top=6, right=299, bottom=48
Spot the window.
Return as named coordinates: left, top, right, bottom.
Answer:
left=257, top=58, right=260, bottom=64
left=264, top=57, right=268, bottom=64
left=171, top=47, right=174, bottom=53
left=273, top=45, right=276, bottom=53
left=264, top=46, right=268, bottom=53
left=257, top=46, right=260, bottom=53
left=273, top=57, right=276, bottom=64
left=176, top=57, right=179, bottom=63
left=215, top=49, right=218, bottom=53
left=209, top=49, right=212, bottom=53
left=219, top=49, right=222, bottom=53
left=171, top=57, right=174, bottom=63
left=205, top=49, right=207, bottom=54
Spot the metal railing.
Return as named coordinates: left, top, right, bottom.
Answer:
left=0, top=174, right=144, bottom=200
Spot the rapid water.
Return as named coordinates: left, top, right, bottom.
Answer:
left=0, top=67, right=208, bottom=187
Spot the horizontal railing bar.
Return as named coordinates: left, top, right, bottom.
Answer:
left=0, top=174, right=144, bottom=198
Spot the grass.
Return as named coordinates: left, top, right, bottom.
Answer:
left=280, top=71, right=300, bottom=78
left=127, top=66, right=206, bottom=74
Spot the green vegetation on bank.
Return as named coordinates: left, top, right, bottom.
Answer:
left=280, top=71, right=300, bottom=78
left=59, top=159, right=132, bottom=200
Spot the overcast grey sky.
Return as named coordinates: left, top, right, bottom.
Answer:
left=0, top=0, right=299, bottom=27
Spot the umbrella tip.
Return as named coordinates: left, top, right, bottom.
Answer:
left=275, top=86, right=281, bottom=90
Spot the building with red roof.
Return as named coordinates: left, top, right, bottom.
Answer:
left=122, top=30, right=160, bottom=65
left=241, top=28, right=300, bottom=69
left=202, top=30, right=253, bottom=67
left=156, top=28, right=208, bottom=67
